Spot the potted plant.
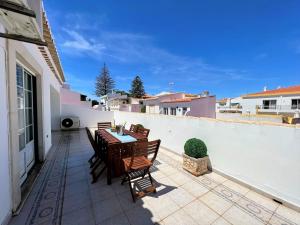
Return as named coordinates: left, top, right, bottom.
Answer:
left=182, top=138, right=208, bottom=176
left=134, top=124, right=144, bottom=132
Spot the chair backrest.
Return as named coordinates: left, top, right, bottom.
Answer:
left=145, top=140, right=161, bottom=163
left=136, top=127, right=150, bottom=137
left=130, top=140, right=161, bottom=165
left=97, top=122, right=111, bottom=130
left=85, top=127, right=97, bottom=153
left=129, top=124, right=137, bottom=132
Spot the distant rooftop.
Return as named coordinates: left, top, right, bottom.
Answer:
left=244, top=85, right=300, bottom=98
left=161, top=97, right=198, bottom=103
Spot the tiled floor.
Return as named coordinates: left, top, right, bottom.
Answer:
left=9, top=130, right=300, bottom=225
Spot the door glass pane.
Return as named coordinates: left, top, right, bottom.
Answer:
left=18, top=98, right=24, bottom=109
left=25, top=72, right=32, bottom=90
left=18, top=109, right=25, bottom=129
left=16, top=64, right=23, bottom=87
left=26, top=125, right=33, bottom=143
left=25, top=91, right=32, bottom=107
left=19, top=131, right=25, bottom=151
left=17, top=87, right=24, bottom=98
left=25, top=108, right=33, bottom=126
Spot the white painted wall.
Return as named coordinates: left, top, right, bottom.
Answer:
left=60, top=87, right=92, bottom=107
left=61, top=104, right=114, bottom=128
left=0, top=26, right=12, bottom=225
left=242, top=95, right=300, bottom=114
left=115, top=111, right=300, bottom=208
left=216, top=112, right=283, bottom=123
left=50, top=86, right=61, bottom=131
left=0, top=27, right=62, bottom=223
left=146, top=105, right=160, bottom=114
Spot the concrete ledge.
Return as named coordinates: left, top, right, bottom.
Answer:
left=117, top=111, right=299, bottom=128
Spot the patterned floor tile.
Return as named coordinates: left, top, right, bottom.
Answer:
left=8, top=130, right=300, bottom=225
left=183, top=199, right=219, bottom=225
left=223, top=205, right=264, bottom=225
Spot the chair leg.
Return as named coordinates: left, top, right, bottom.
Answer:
left=92, top=165, right=106, bottom=184
left=148, top=171, right=156, bottom=193
left=148, top=171, right=154, bottom=185
left=88, top=154, right=95, bottom=163
left=89, top=156, right=100, bottom=168
left=121, top=176, right=127, bottom=185
left=90, top=159, right=102, bottom=174
left=127, top=174, right=136, bottom=202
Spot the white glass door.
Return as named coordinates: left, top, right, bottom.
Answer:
left=17, top=64, right=35, bottom=185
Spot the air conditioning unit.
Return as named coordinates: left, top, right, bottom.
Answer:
left=61, top=116, right=80, bottom=130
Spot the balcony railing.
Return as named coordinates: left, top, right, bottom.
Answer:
left=257, top=104, right=300, bottom=113
left=217, top=105, right=242, bottom=113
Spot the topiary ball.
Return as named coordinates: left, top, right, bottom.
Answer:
left=184, top=138, right=207, bottom=159
left=136, top=124, right=144, bottom=129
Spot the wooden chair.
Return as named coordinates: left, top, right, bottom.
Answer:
left=129, top=124, right=137, bottom=132
left=136, top=127, right=150, bottom=138
left=121, top=139, right=161, bottom=202
left=86, top=127, right=98, bottom=167
left=86, top=127, right=108, bottom=183
left=97, top=122, right=112, bottom=130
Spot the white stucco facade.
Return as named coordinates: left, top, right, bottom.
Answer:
left=242, top=94, right=300, bottom=115
left=0, top=11, right=63, bottom=225
left=0, top=25, right=12, bottom=225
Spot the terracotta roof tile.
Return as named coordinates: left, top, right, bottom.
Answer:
left=161, top=97, right=199, bottom=103
left=244, top=85, right=300, bottom=98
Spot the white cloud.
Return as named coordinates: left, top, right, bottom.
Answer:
left=62, top=30, right=106, bottom=55
left=58, top=13, right=262, bottom=87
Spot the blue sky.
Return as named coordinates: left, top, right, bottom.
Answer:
left=44, top=0, right=300, bottom=99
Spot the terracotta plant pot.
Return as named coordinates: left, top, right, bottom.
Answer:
left=182, top=153, right=208, bottom=176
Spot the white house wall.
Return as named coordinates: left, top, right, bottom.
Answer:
left=23, top=42, right=62, bottom=156
left=61, top=104, right=114, bottom=128
left=115, top=111, right=300, bottom=209
left=242, top=95, right=300, bottom=114
left=0, top=35, right=62, bottom=224
left=0, top=25, right=12, bottom=225
left=50, top=86, right=61, bottom=131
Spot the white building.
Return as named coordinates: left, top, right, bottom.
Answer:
left=100, top=92, right=143, bottom=112
left=60, top=84, right=93, bottom=108
left=216, top=97, right=242, bottom=113
left=143, top=92, right=216, bottom=118
left=0, top=1, right=65, bottom=224
left=242, top=85, right=300, bottom=115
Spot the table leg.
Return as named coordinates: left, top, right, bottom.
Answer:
left=107, top=147, right=112, bottom=185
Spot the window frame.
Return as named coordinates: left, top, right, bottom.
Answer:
left=291, top=99, right=300, bottom=109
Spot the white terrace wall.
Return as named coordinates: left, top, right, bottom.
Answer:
left=61, top=104, right=114, bottom=128
left=115, top=111, right=300, bottom=208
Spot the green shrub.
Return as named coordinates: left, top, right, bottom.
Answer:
left=136, top=124, right=144, bottom=129
left=184, top=138, right=207, bottom=158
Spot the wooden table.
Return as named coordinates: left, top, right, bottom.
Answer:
left=94, top=129, right=147, bottom=184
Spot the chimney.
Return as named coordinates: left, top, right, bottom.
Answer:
left=263, top=86, right=267, bottom=92
left=201, top=91, right=209, bottom=97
